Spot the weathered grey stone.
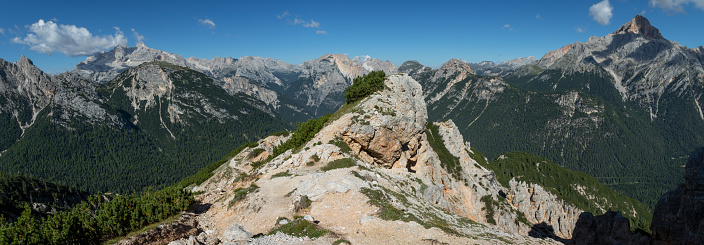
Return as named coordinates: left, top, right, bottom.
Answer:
left=303, top=215, right=314, bottom=222
left=221, top=223, right=253, bottom=243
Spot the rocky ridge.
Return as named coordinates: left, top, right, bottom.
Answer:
left=73, top=44, right=398, bottom=119
left=467, top=57, right=538, bottom=76
left=528, top=15, right=704, bottom=109
left=150, top=74, right=642, bottom=245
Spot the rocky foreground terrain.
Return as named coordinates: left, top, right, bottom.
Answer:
left=111, top=73, right=697, bottom=245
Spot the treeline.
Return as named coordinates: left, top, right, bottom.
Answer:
left=272, top=113, right=331, bottom=157
left=345, top=70, right=386, bottom=103
left=0, top=186, right=193, bottom=244
left=0, top=172, right=89, bottom=222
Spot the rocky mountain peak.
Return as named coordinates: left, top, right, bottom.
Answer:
left=613, top=15, right=665, bottom=40
left=441, top=58, right=473, bottom=73
left=18, top=55, right=33, bottom=66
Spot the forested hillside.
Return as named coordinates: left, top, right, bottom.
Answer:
left=0, top=62, right=289, bottom=194
left=416, top=67, right=690, bottom=207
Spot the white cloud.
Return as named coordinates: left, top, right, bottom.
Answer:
left=292, top=18, right=321, bottom=28
left=11, top=19, right=127, bottom=57
left=304, top=20, right=320, bottom=28
left=502, top=24, right=513, bottom=31
left=650, top=0, right=704, bottom=13
left=536, top=14, right=541, bottom=18
left=0, top=28, right=4, bottom=35
left=280, top=12, right=325, bottom=35
left=131, top=28, right=144, bottom=43
left=589, top=0, right=614, bottom=25
left=198, top=19, right=216, bottom=29
left=576, top=27, right=587, bottom=33
left=277, top=10, right=290, bottom=19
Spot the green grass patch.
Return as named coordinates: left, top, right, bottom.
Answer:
left=271, top=113, right=331, bottom=158
left=249, top=148, right=265, bottom=159
left=332, top=239, right=351, bottom=245
left=466, top=147, right=488, bottom=167
left=293, top=195, right=312, bottom=213
left=268, top=217, right=328, bottom=238
left=175, top=141, right=258, bottom=188
left=228, top=184, right=259, bottom=208
left=359, top=187, right=463, bottom=236
left=425, top=122, right=463, bottom=180
left=321, top=158, right=356, bottom=171
left=329, top=136, right=352, bottom=154
left=480, top=195, right=497, bottom=225
left=271, top=170, right=293, bottom=179
left=269, top=131, right=290, bottom=137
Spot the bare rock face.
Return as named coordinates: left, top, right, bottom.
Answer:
left=0, top=56, right=57, bottom=122
left=507, top=179, right=583, bottom=239
left=339, top=74, right=427, bottom=168
left=569, top=211, right=649, bottom=245
left=651, top=147, right=704, bottom=244
left=613, top=15, right=664, bottom=40
left=398, top=60, right=431, bottom=76
left=532, top=15, right=704, bottom=110
left=74, top=43, right=191, bottom=83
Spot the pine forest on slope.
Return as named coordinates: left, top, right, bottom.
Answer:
left=0, top=61, right=289, bottom=194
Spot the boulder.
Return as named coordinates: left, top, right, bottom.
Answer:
left=221, top=223, right=253, bottom=243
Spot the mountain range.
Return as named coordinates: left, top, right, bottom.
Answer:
left=410, top=15, right=704, bottom=207
left=1, top=14, right=703, bottom=244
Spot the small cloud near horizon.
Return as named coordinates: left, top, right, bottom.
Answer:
left=277, top=10, right=290, bottom=19
left=11, top=19, right=127, bottom=57
left=650, top=0, right=704, bottom=14
left=590, top=0, right=614, bottom=26
left=576, top=27, right=587, bottom=33
left=131, top=28, right=144, bottom=43
left=278, top=10, right=326, bottom=35
left=198, top=19, right=216, bottom=29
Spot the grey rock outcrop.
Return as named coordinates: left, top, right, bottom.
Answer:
left=613, top=15, right=664, bottom=40
left=222, top=223, right=253, bottom=243
left=0, top=56, right=57, bottom=124
left=507, top=179, right=583, bottom=239
left=651, top=147, right=704, bottom=244
left=569, top=211, right=649, bottom=245
left=338, top=74, right=426, bottom=168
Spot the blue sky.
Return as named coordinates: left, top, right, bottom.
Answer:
left=1, top=0, right=703, bottom=73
